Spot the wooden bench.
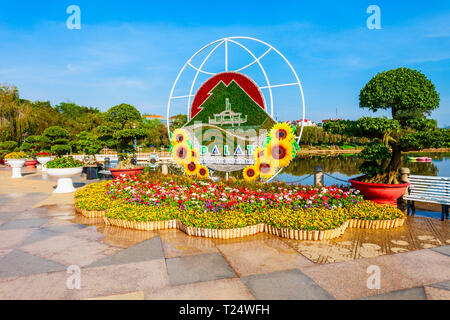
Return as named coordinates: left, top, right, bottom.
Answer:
left=404, top=175, right=449, bottom=221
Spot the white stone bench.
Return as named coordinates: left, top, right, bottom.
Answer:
left=404, top=175, right=450, bottom=221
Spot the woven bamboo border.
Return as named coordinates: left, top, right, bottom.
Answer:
left=75, top=204, right=107, bottom=218
left=347, top=218, right=406, bottom=229
left=101, top=216, right=406, bottom=240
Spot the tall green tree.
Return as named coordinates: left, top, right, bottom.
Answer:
left=0, top=86, right=34, bottom=143
left=106, top=103, right=141, bottom=129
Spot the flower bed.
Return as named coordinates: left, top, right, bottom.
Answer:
left=73, top=173, right=406, bottom=240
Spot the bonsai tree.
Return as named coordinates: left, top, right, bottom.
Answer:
left=43, top=126, right=71, bottom=156
left=324, top=68, right=447, bottom=184
left=113, top=128, right=147, bottom=160
left=74, top=131, right=102, bottom=155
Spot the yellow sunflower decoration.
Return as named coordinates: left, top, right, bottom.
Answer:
left=269, top=122, right=295, bottom=143
left=267, top=139, right=294, bottom=168
left=257, top=156, right=277, bottom=179
left=243, top=165, right=259, bottom=182
left=197, top=165, right=209, bottom=179
left=252, top=146, right=267, bottom=163
left=171, top=128, right=189, bottom=145
left=172, top=142, right=191, bottom=165
left=184, top=162, right=199, bottom=176
left=190, top=148, right=199, bottom=162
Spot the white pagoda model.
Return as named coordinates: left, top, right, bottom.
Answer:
left=209, top=98, right=247, bottom=127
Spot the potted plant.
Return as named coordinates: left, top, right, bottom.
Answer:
left=24, top=148, right=38, bottom=169
left=46, top=156, right=83, bottom=193
left=109, top=153, right=144, bottom=178
left=83, top=155, right=101, bottom=180
left=324, top=68, right=447, bottom=205
left=4, top=151, right=28, bottom=178
left=35, top=152, right=53, bottom=172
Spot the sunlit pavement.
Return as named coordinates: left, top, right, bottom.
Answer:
left=0, top=166, right=449, bottom=300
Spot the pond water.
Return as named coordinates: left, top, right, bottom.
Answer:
left=274, top=152, right=450, bottom=186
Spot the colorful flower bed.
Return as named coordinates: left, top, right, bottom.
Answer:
left=74, top=173, right=406, bottom=239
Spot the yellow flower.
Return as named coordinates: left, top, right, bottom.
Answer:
left=243, top=165, right=259, bottom=182
left=172, top=142, right=191, bottom=165
left=197, top=165, right=209, bottom=179
left=269, top=122, right=295, bottom=143
left=171, top=128, right=189, bottom=145
left=266, top=139, right=294, bottom=168
left=257, top=156, right=277, bottom=178
left=253, top=146, right=267, bottom=163
left=184, top=162, right=199, bottom=176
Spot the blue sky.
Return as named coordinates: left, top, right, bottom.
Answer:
left=0, top=0, right=449, bottom=126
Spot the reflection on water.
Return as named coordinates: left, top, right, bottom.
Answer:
left=275, top=152, right=450, bottom=186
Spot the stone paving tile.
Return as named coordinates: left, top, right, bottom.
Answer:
left=0, top=249, right=12, bottom=261
left=424, top=286, right=450, bottom=300
left=40, top=217, right=76, bottom=227
left=0, top=259, right=169, bottom=300
left=159, top=229, right=218, bottom=258
left=431, top=245, right=450, bottom=257
left=361, top=287, right=427, bottom=300
left=216, top=237, right=314, bottom=277
left=301, top=249, right=450, bottom=300
left=0, top=218, right=48, bottom=230
left=145, top=278, right=255, bottom=300
left=11, top=207, right=49, bottom=220
left=20, top=234, right=122, bottom=267
left=87, top=237, right=164, bottom=267
left=86, top=291, right=145, bottom=300
left=96, top=225, right=159, bottom=248
left=166, top=252, right=236, bottom=286
left=0, top=250, right=67, bottom=278
left=0, top=270, right=70, bottom=299
left=0, top=212, right=20, bottom=220
left=68, top=226, right=106, bottom=243
left=21, top=228, right=61, bottom=246
left=428, top=280, right=450, bottom=291
left=0, top=229, right=35, bottom=250
left=241, top=269, right=334, bottom=300
left=78, top=259, right=169, bottom=299
left=43, top=224, right=86, bottom=234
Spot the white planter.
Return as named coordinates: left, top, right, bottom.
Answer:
left=47, top=167, right=83, bottom=193
left=36, top=156, right=52, bottom=172
left=6, top=159, right=26, bottom=178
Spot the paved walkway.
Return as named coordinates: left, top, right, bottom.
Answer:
left=0, top=167, right=449, bottom=300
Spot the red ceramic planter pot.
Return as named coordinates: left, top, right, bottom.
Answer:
left=25, top=159, right=38, bottom=169
left=349, top=179, right=410, bottom=206
left=109, top=167, right=144, bottom=178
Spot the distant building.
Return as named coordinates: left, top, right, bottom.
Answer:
left=288, top=119, right=317, bottom=127
left=143, top=114, right=165, bottom=122
left=322, top=118, right=343, bottom=123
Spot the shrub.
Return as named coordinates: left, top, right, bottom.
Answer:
left=46, top=156, right=83, bottom=168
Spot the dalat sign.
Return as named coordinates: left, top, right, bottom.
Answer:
left=167, top=37, right=306, bottom=181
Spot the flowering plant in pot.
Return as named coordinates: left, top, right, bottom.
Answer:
left=109, top=153, right=143, bottom=178
left=24, top=148, right=39, bottom=169
left=324, top=68, right=447, bottom=205
left=4, top=151, right=28, bottom=178
left=46, top=156, right=83, bottom=193
left=35, top=152, right=52, bottom=171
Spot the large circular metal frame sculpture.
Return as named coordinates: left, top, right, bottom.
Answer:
left=166, top=36, right=306, bottom=182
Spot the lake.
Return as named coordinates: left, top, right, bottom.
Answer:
left=275, top=152, right=450, bottom=186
